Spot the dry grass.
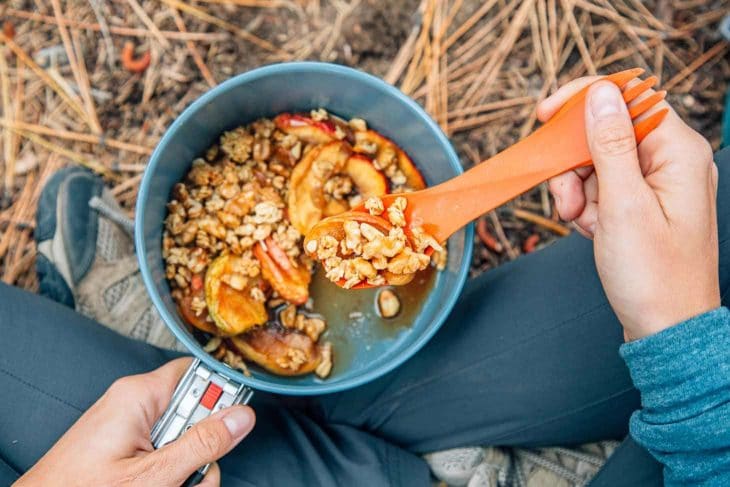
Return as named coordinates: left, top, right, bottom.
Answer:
left=0, top=0, right=728, bottom=289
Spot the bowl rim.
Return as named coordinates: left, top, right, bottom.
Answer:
left=135, top=61, right=474, bottom=395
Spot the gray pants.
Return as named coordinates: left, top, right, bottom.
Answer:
left=2, top=148, right=729, bottom=486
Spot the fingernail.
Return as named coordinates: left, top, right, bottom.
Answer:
left=222, top=407, right=252, bottom=440
left=590, top=83, right=622, bottom=119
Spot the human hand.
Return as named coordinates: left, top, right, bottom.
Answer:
left=15, top=358, right=255, bottom=487
left=540, top=77, right=720, bottom=341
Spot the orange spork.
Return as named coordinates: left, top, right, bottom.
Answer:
left=307, top=68, right=669, bottom=288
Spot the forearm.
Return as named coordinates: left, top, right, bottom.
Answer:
left=620, top=307, right=730, bottom=486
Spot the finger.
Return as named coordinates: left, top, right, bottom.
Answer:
left=584, top=81, right=647, bottom=211
left=574, top=175, right=599, bottom=236
left=573, top=201, right=598, bottom=238
left=197, top=462, right=221, bottom=487
left=145, top=405, right=255, bottom=486
left=137, top=358, right=194, bottom=428
left=581, top=170, right=598, bottom=205
left=571, top=221, right=594, bottom=239
left=537, top=76, right=602, bottom=122
left=548, top=172, right=586, bottom=221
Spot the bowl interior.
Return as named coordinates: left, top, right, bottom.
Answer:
left=136, top=62, right=473, bottom=395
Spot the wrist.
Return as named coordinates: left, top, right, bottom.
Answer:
left=619, top=306, right=730, bottom=404
left=623, top=290, right=721, bottom=341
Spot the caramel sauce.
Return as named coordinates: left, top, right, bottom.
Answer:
left=309, top=264, right=438, bottom=376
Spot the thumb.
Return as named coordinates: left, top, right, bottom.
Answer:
left=585, top=81, right=646, bottom=209
left=145, top=406, right=255, bottom=486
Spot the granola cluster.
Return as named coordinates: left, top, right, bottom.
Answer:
left=163, top=118, right=301, bottom=300
left=307, top=196, right=443, bottom=288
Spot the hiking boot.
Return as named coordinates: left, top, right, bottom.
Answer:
left=35, top=167, right=183, bottom=350
left=425, top=442, right=618, bottom=486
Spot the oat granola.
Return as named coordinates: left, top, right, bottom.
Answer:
left=306, top=196, right=442, bottom=288
left=163, top=109, right=443, bottom=379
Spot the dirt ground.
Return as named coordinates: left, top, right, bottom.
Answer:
left=0, top=0, right=728, bottom=288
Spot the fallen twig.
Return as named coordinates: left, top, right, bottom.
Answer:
left=160, top=0, right=290, bottom=57
left=124, top=0, right=172, bottom=49
left=458, top=0, right=536, bottom=108
left=5, top=9, right=230, bottom=42
left=489, top=211, right=518, bottom=260
left=512, top=208, right=571, bottom=236
left=0, top=119, right=153, bottom=155
left=0, top=31, right=89, bottom=126
left=664, top=41, right=729, bottom=91
left=169, top=6, right=217, bottom=88
left=8, top=128, right=116, bottom=179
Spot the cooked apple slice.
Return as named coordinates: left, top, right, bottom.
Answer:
left=205, top=255, right=268, bottom=336
left=287, top=140, right=351, bottom=234
left=303, top=211, right=393, bottom=248
left=396, top=150, right=426, bottom=190
left=178, top=291, right=218, bottom=334
left=345, top=154, right=388, bottom=198
left=254, top=239, right=310, bottom=305
left=353, top=130, right=426, bottom=190
left=274, top=113, right=337, bottom=144
left=178, top=272, right=217, bottom=334
left=229, top=325, right=322, bottom=376
left=323, top=198, right=350, bottom=217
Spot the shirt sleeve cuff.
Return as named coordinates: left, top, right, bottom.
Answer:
left=619, top=306, right=730, bottom=413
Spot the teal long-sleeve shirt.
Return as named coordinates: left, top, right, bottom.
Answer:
left=619, top=306, right=730, bottom=486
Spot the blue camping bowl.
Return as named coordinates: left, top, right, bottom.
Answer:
left=136, top=62, right=473, bottom=395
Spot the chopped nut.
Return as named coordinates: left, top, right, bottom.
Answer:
left=411, top=226, right=443, bottom=253
left=217, top=211, right=241, bottom=229
left=343, top=220, right=363, bottom=254
left=305, top=239, right=318, bottom=254
left=252, top=224, right=273, bottom=241
left=364, top=197, right=384, bottom=215
left=223, top=349, right=251, bottom=376
left=353, top=257, right=377, bottom=279
left=348, top=118, right=367, bottom=132
left=220, top=127, right=253, bottom=163
left=218, top=182, right=240, bottom=200
left=275, top=348, right=308, bottom=371
left=250, top=286, right=266, bottom=302
left=290, top=141, right=302, bottom=160
left=432, top=247, right=448, bottom=271
left=310, top=108, right=329, bottom=121
left=222, top=273, right=248, bottom=291
left=377, top=288, right=401, bottom=318
left=360, top=222, right=384, bottom=241
left=390, top=170, right=407, bottom=186
left=279, top=304, right=297, bottom=328
left=315, top=342, right=333, bottom=378
left=191, top=295, right=207, bottom=316
left=252, top=201, right=283, bottom=224
left=386, top=196, right=407, bottom=227
left=204, top=336, right=222, bottom=352
left=253, top=138, right=272, bottom=161
left=317, top=235, right=339, bottom=259
left=357, top=140, right=378, bottom=154
left=296, top=315, right=326, bottom=341
left=324, top=175, right=354, bottom=200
